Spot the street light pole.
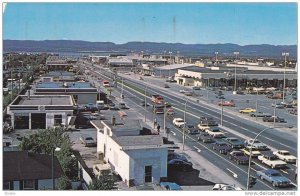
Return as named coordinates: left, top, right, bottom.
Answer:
left=255, top=89, right=258, bottom=121
left=282, top=52, right=289, bottom=104
left=246, top=126, right=283, bottom=190
left=183, top=98, right=188, bottom=151
left=221, top=98, right=224, bottom=126
left=273, top=100, right=276, bottom=127
left=233, top=52, right=239, bottom=94
left=144, top=85, right=147, bottom=123
left=163, top=103, right=167, bottom=137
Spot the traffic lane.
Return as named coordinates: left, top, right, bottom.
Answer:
left=122, top=77, right=297, bottom=154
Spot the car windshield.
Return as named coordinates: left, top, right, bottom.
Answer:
left=219, top=143, right=227, bottom=146
left=281, top=152, right=290, bottom=155
left=85, top=137, right=93, bottom=140
left=211, top=129, right=220, bottom=132
left=270, top=173, right=281, bottom=177
left=177, top=120, right=184, bottom=122
left=230, top=139, right=238, bottom=142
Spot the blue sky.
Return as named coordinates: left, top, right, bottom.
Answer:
left=3, top=3, right=297, bottom=45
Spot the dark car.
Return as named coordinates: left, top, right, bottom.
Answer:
left=140, top=101, right=150, bottom=107
left=109, top=106, right=120, bottom=110
left=184, top=124, right=200, bottom=135
left=262, top=116, right=286, bottom=123
left=164, top=102, right=172, bottom=108
left=212, top=141, right=232, bottom=154
left=168, top=159, right=193, bottom=172
left=198, top=133, right=215, bottom=143
left=224, top=137, right=245, bottom=149
left=168, top=152, right=188, bottom=162
left=229, top=151, right=249, bottom=165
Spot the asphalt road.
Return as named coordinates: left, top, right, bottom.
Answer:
left=80, top=61, right=297, bottom=190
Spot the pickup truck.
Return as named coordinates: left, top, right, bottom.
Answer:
left=258, top=152, right=287, bottom=169
left=228, top=151, right=249, bottom=165
left=257, top=169, right=291, bottom=187
left=205, top=127, right=225, bottom=138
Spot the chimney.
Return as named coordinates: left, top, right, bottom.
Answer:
left=27, top=90, right=30, bottom=100
left=111, top=115, right=116, bottom=126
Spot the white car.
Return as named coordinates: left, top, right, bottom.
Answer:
left=273, top=150, right=297, bottom=164
left=212, top=183, right=243, bottom=191
left=205, top=127, right=225, bottom=138
left=245, top=139, right=268, bottom=150
left=173, top=118, right=186, bottom=128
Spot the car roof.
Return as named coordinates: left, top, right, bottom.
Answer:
left=278, top=150, right=289, bottom=153
left=264, top=169, right=280, bottom=175
left=174, top=118, right=183, bottom=120
left=160, top=182, right=182, bottom=190
left=261, top=151, right=276, bottom=157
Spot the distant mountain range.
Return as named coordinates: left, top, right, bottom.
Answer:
left=3, top=40, right=297, bottom=58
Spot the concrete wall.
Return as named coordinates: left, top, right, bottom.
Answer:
left=77, top=94, right=97, bottom=105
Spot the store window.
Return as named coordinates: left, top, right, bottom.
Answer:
left=3, top=181, right=10, bottom=190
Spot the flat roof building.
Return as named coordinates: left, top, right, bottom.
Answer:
left=91, top=119, right=168, bottom=187
left=7, top=95, right=75, bottom=130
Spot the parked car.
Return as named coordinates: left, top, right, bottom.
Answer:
left=167, top=159, right=193, bottom=172
left=228, top=151, right=249, bottom=165
left=256, top=169, right=291, bottom=187
left=245, top=139, right=268, bottom=151
left=164, top=84, right=170, bottom=88
left=179, top=89, right=188, bottom=93
left=262, top=116, right=286, bottom=123
left=288, top=108, right=297, bottom=115
left=173, top=118, right=186, bottom=128
left=216, top=95, right=225, bottom=99
left=271, top=103, right=284, bottom=109
left=160, top=182, right=182, bottom=190
left=224, top=137, right=245, bottom=149
left=239, top=108, right=256, bottom=114
left=80, top=135, right=96, bottom=147
left=241, top=146, right=261, bottom=158
left=198, top=133, right=215, bottom=143
left=273, top=150, right=297, bottom=164
left=249, top=112, right=272, bottom=117
left=184, top=124, right=200, bottom=135
left=192, top=86, right=201, bottom=90
left=168, top=152, right=188, bottom=162
left=212, top=183, right=243, bottom=191
left=212, top=141, right=232, bottom=154
left=218, top=100, right=235, bottom=107
left=184, top=91, right=193, bottom=96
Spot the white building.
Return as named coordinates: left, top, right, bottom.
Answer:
left=91, top=119, right=168, bottom=187
left=7, top=95, right=75, bottom=129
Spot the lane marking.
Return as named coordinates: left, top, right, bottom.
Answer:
left=193, top=146, right=201, bottom=152
left=171, top=131, right=176, bottom=136
left=226, top=168, right=238, bottom=178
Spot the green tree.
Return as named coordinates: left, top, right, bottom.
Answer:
left=57, top=175, right=72, bottom=190
left=19, top=127, right=78, bottom=181
left=88, top=173, right=117, bottom=190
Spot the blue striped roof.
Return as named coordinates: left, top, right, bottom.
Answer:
left=36, top=82, right=92, bottom=88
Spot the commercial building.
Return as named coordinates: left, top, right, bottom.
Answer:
left=42, top=71, right=76, bottom=82
left=46, top=56, right=71, bottom=71
left=34, top=82, right=98, bottom=105
left=7, top=95, right=75, bottom=130
left=91, top=119, right=168, bottom=187
left=175, top=66, right=297, bottom=88
left=3, top=151, right=63, bottom=190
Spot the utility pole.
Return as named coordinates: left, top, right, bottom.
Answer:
left=144, top=85, right=147, bottom=123
left=233, top=51, right=239, bottom=94
left=183, top=98, right=188, bottom=151
left=221, top=98, right=224, bottom=126
left=163, top=103, right=167, bottom=137
left=121, top=77, right=124, bottom=99
left=282, top=52, right=289, bottom=104
left=273, top=100, right=276, bottom=127
left=255, top=89, right=258, bottom=121
left=215, top=52, right=218, bottom=65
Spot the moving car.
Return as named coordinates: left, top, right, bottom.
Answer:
left=205, top=127, right=225, bottom=138
left=262, top=116, right=286, bottom=123
left=218, top=100, right=235, bottom=107
left=245, top=139, right=268, bottom=151
left=288, top=108, right=297, bottom=115
left=168, top=159, right=193, bottom=172
left=140, top=101, right=150, bottom=107
left=119, top=103, right=129, bottom=109
left=166, top=108, right=175, bottom=116
left=184, top=124, right=200, bottom=135
left=271, top=103, right=284, bottom=108
left=164, top=84, right=170, bottom=88
left=179, top=89, right=188, bottom=93
left=249, top=112, right=272, bottom=117
left=212, top=141, right=232, bottom=154
left=258, top=151, right=287, bottom=169
left=273, top=150, right=297, bottom=164
left=160, top=182, right=182, bottom=190
left=256, top=169, right=291, bottom=187
left=224, top=137, right=245, bottom=149
left=173, top=118, right=186, bottom=128
left=212, top=183, right=243, bottom=191
left=80, top=135, right=96, bottom=147
left=241, top=146, right=261, bottom=158
left=183, top=91, right=193, bottom=96
left=198, top=133, right=215, bottom=143
left=228, top=151, right=249, bottom=165
left=239, top=108, right=256, bottom=114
